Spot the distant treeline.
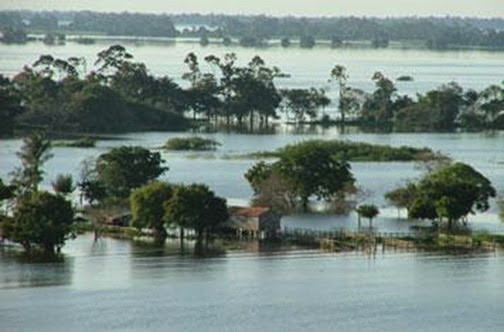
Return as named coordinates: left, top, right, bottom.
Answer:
left=2, top=11, right=504, bottom=49
left=1, top=45, right=503, bottom=137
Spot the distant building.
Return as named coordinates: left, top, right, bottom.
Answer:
left=227, top=206, right=281, bottom=238
left=105, top=213, right=131, bottom=227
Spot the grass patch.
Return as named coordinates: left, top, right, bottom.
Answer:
left=53, top=137, right=96, bottom=148
left=237, top=139, right=441, bottom=162
left=163, top=136, right=221, bottom=151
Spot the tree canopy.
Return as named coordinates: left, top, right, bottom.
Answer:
left=96, top=146, right=168, bottom=198
left=2, top=191, right=74, bottom=254
left=387, top=163, right=496, bottom=231
left=164, top=184, right=229, bottom=238
left=130, top=181, right=174, bottom=241
left=246, top=141, right=355, bottom=210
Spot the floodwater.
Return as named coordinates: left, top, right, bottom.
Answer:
left=1, top=42, right=504, bottom=331
left=1, top=235, right=504, bottom=331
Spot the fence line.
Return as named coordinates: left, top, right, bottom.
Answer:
left=279, top=227, right=427, bottom=240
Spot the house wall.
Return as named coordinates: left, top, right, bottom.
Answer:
left=259, top=212, right=281, bottom=233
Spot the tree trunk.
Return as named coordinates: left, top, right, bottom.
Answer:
left=302, top=197, right=309, bottom=212
left=249, top=111, right=254, bottom=130
left=179, top=227, right=185, bottom=251
left=153, top=226, right=167, bottom=246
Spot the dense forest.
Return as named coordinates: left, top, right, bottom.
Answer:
left=1, top=44, right=503, bottom=137
left=1, top=11, right=504, bottom=49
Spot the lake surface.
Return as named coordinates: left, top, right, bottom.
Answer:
left=1, top=43, right=504, bottom=331
left=1, top=234, right=504, bottom=332
left=2, top=128, right=504, bottom=233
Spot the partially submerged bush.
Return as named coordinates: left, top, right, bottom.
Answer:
left=246, top=139, right=440, bottom=162
left=163, top=137, right=221, bottom=151
left=53, top=137, right=96, bottom=148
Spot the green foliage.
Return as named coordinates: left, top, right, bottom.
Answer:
left=281, top=37, right=291, bottom=47
left=385, top=183, right=417, bottom=213
left=406, top=163, right=496, bottom=229
left=2, top=191, right=74, bottom=253
left=164, top=184, right=229, bottom=237
left=330, top=65, right=349, bottom=122
left=79, top=179, right=107, bottom=206
left=0, top=75, right=23, bottom=136
left=52, top=174, right=74, bottom=195
left=130, top=181, right=173, bottom=238
left=0, top=26, right=27, bottom=44
left=96, top=146, right=168, bottom=198
left=300, top=35, right=315, bottom=48
left=280, top=88, right=330, bottom=122
left=278, top=142, right=355, bottom=205
left=250, top=139, right=439, bottom=162
left=246, top=141, right=355, bottom=209
left=396, top=75, right=414, bottom=82
left=11, top=132, right=53, bottom=194
left=500, top=200, right=504, bottom=222
left=361, top=72, right=397, bottom=125
left=53, top=137, right=96, bottom=148
left=163, top=137, right=221, bottom=151
left=356, top=204, right=380, bottom=220
left=0, top=178, right=16, bottom=202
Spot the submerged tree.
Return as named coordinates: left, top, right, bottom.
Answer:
left=130, top=181, right=173, bottom=243
left=2, top=191, right=74, bottom=254
left=330, top=64, right=349, bottom=123
left=356, top=204, right=379, bottom=228
left=11, top=132, right=53, bottom=194
left=164, top=184, right=228, bottom=240
left=246, top=141, right=355, bottom=211
left=280, top=88, right=330, bottom=122
left=385, top=183, right=417, bottom=218
left=405, top=163, right=496, bottom=231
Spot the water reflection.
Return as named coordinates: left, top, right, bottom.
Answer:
left=0, top=248, right=74, bottom=289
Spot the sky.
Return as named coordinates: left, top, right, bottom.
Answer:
left=1, top=0, right=504, bottom=18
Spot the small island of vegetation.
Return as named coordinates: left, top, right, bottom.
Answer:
left=245, top=139, right=443, bottom=162
left=163, top=137, right=221, bottom=151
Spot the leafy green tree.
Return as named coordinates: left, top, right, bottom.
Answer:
left=246, top=142, right=355, bottom=211
left=278, top=142, right=355, bottom=208
left=281, top=37, right=291, bottom=47
left=408, top=163, right=496, bottom=231
left=300, top=35, right=315, bottom=48
left=11, top=132, right=53, bottom=194
left=361, top=72, right=397, bottom=124
left=385, top=183, right=417, bottom=218
left=183, top=53, right=221, bottom=120
left=164, top=184, right=229, bottom=239
left=0, top=178, right=16, bottom=214
left=244, top=161, right=275, bottom=194
left=130, top=181, right=173, bottom=242
left=330, top=65, right=349, bottom=123
left=200, top=34, right=209, bottom=46
left=222, top=36, right=232, bottom=46
left=0, top=75, right=22, bottom=136
left=79, top=179, right=107, bottom=206
left=413, top=82, right=463, bottom=131
left=281, top=88, right=330, bottom=122
left=52, top=174, right=74, bottom=196
left=479, top=85, right=504, bottom=128
left=96, top=146, right=168, bottom=198
left=356, top=204, right=380, bottom=228
left=0, top=26, right=27, bottom=44
left=2, top=191, right=74, bottom=254
left=0, top=178, right=16, bottom=201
